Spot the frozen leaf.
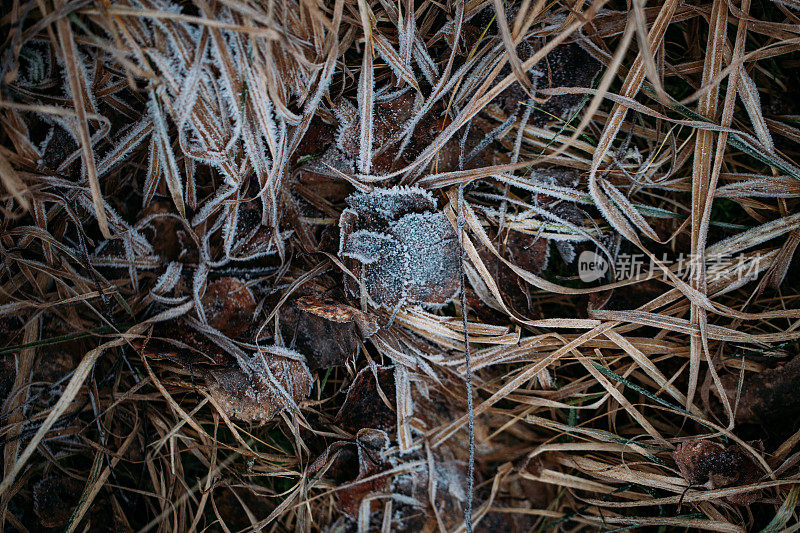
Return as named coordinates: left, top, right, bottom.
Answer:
left=495, top=42, right=601, bottom=123
left=339, top=186, right=460, bottom=309
left=311, top=435, right=469, bottom=530
left=229, top=202, right=279, bottom=259
left=336, top=92, right=448, bottom=173
left=335, top=366, right=396, bottom=434
left=280, top=297, right=363, bottom=370
left=201, top=277, right=256, bottom=338
left=308, top=428, right=392, bottom=520
left=205, top=353, right=312, bottom=423
left=346, top=186, right=436, bottom=225
left=393, top=212, right=461, bottom=305
left=340, top=229, right=398, bottom=265
left=395, top=457, right=468, bottom=530
left=674, top=440, right=763, bottom=505
left=555, top=241, right=576, bottom=264
left=336, top=429, right=392, bottom=519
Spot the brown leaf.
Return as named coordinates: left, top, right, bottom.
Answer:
left=476, top=229, right=550, bottom=315
left=201, top=277, right=256, bottom=338
left=139, top=200, right=192, bottom=262
left=139, top=322, right=232, bottom=367
left=280, top=298, right=362, bottom=370
left=309, top=429, right=392, bottom=520
left=495, top=42, right=601, bottom=123
left=33, top=476, right=83, bottom=528
left=335, top=366, right=396, bottom=434
left=231, top=202, right=275, bottom=258
left=292, top=117, right=336, bottom=165
left=717, top=354, right=800, bottom=425
left=337, top=93, right=438, bottom=173
left=674, top=440, right=763, bottom=505
left=205, top=353, right=312, bottom=423
left=296, top=295, right=379, bottom=337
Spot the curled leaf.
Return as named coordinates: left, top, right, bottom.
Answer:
left=296, top=295, right=379, bottom=337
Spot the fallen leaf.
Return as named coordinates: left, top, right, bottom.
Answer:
left=674, top=439, right=763, bottom=505
left=335, top=365, right=396, bottom=434
left=33, top=476, right=83, bottom=528
left=718, top=354, right=800, bottom=425
left=309, top=431, right=469, bottom=529
left=201, top=277, right=256, bottom=338
left=495, top=42, right=602, bottom=123
left=339, top=186, right=460, bottom=310
left=280, top=297, right=363, bottom=370
left=296, top=295, right=379, bottom=337
left=309, top=428, right=392, bottom=520
left=139, top=322, right=232, bottom=367
left=477, top=228, right=550, bottom=315
left=139, top=200, right=190, bottom=262
left=230, top=201, right=277, bottom=258
left=205, top=351, right=312, bottom=423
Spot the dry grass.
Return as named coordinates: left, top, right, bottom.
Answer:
left=1, top=0, right=800, bottom=531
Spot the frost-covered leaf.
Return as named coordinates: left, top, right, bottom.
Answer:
left=340, top=228, right=398, bottom=265
left=473, top=229, right=550, bottom=317
left=308, top=428, right=391, bottom=520
left=339, top=186, right=460, bottom=309
left=205, top=352, right=312, bottom=423
left=392, top=211, right=460, bottom=306
left=674, top=440, right=763, bottom=505
left=495, top=42, right=602, bottom=123
left=345, top=185, right=436, bottom=225
left=335, top=92, right=444, bottom=173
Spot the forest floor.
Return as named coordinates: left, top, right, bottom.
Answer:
left=1, top=0, right=800, bottom=531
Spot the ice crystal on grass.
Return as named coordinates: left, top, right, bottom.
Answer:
left=339, top=186, right=460, bottom=310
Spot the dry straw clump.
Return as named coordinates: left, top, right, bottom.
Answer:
left=1, top=0, right=800, bottom=531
